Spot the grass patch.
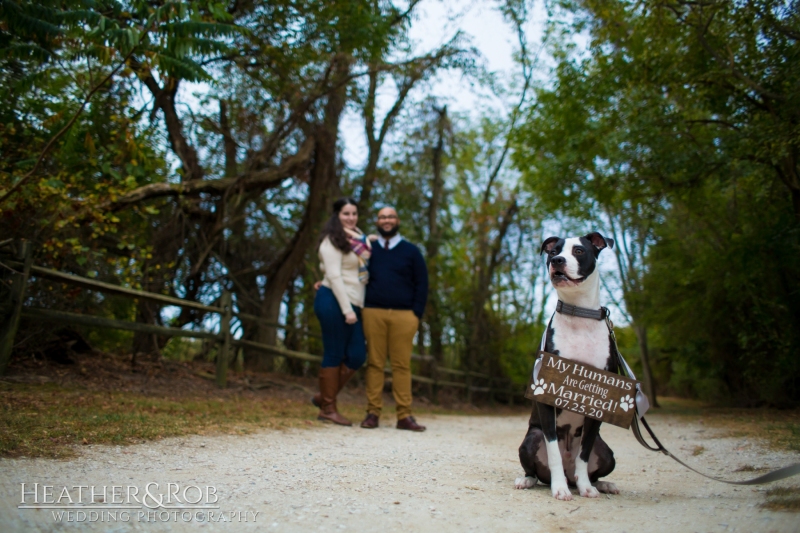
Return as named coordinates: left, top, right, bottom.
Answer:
left=733, top=464, right=767, bottom=472
left=760, top=487, right=800, bottom=512
left=0, top=381, right=322, bottom=459
left=0, top=380, right=502, bottom=459
left=651, top=397, right=800, bottom=453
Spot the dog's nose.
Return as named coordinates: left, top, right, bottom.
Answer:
left=551, top=256, right=566, bottom=266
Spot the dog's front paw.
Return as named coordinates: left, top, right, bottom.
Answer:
left=578, top=484, right=599, bottom=498
left=595, top=481, right=620, bottom=494
left=514, top=476, right=537, bottom=489
left=551, top=483, right=573, bottom=501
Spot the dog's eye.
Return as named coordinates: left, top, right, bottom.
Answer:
left=549, top=250, right=557, bottom=256
left=574, top=248, right=584, bottom=255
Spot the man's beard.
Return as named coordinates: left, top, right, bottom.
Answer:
left=377, top=224, right=399, bottom=238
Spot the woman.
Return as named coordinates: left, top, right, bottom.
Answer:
left=312, top=197, right=371, bottom=426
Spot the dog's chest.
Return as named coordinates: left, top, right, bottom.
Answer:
left=551, top=314, right=610, bottom=370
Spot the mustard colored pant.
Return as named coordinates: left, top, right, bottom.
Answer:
left=362, top=308, right=419, bottom=420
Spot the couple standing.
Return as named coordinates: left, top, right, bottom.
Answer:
left=312, top=198, right=428, bottom=431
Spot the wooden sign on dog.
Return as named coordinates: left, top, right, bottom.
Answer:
left=525, top=351, right=640, bottom=429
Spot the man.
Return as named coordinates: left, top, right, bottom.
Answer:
left=360, top=206, right=429, bottom=431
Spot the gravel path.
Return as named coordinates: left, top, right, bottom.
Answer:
left=1, top=413, right=798, bottom=532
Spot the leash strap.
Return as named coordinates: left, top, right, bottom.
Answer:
left=531, top=313, right=554, bottom=383
left=604, top=314, right=651, bottom=417
left=631, top=413, right=800, bottom=485
left=605, top=317, right=800, bottom=484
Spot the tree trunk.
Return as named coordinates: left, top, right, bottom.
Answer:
left=254, top=55, right=352, bottom=369
left=358, top=50, right=444, bottom=219
left=358, top=140, right=381, bottom=221
left=283, top=275, right=306, bottom=375
left=130, top=71, right=210, bottom=360
left=632, top=322, right=659, bottom=408
left=536, top=276, right=551, bottom=328
left=465, top=198, right=518, bottom=377
left=220, top=100, right=237, bottom=178
left=131, top=303, right=162, bottom=362
left=302, top=268, right=322, bottom=372
left=425, top=106, right=447, bottom=364
left=776, top=153, right=800, bottom=222
left=130, top=214, right=186, bottom=362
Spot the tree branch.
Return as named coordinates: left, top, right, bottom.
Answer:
left=99, top=138, right=314, bottom=211
left=134, top=64, right=205, bottom=182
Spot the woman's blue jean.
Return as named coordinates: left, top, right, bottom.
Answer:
left=314, top=286, right=366, bottom=370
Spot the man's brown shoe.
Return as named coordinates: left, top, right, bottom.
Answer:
left=396, top=416, right=426, bottom=432
left=360, top=413, right=379, bottom=429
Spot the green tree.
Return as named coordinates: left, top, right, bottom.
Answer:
left=514, top=0, right=800, bottom=405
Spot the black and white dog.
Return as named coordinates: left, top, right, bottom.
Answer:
left=515, top=232, right=620, bottom=500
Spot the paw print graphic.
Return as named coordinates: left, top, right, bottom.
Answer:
left=531, top=378, right=546, bottom=395
left=619, top=395, right=635, bottom=412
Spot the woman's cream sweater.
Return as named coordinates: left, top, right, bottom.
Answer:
left=319, top=235, right=365, bottom=314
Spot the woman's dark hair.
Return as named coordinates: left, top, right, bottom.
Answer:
left=319, top=197, right=358, bottom=252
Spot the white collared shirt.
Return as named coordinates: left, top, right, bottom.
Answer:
left=380, top=234, right=402, bottom=250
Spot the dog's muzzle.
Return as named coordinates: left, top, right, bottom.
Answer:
left=550, top=265, right=584, bottom=284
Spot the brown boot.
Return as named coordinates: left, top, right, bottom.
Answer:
left=317, top=367, right=352, bottom=426
left=312, top=364, right=357, bottom=408
left=338, top=364, right=357, bottom=390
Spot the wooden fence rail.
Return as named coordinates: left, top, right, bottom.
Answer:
left=0, top=240, right=521, bottom=403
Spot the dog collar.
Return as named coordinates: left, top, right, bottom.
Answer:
left=556, top=300, right=609, bottom=320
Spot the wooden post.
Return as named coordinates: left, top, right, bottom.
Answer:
left=424, top=356, right=433, bottom=402
left=216, top=290, right=232, bottom=388
left=431, top=361, right=439, bottom=405
left=235, top=347, right=244, bottom=373
left=466, top=372, right=473, bottom=404
left=0, top=240, right=32, bottom=375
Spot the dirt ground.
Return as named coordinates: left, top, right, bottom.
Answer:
left=1, top=409, right=798, bottom=532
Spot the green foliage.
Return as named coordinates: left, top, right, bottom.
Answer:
left=644, top=174, right=800, bottom=405
left=0, top=0, right=241, bottom=262
left=0, top=0, right=242, bottom=354
left=161, top=338, right=205, bottom=362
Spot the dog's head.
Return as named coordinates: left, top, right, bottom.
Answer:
left=540, top=232, right=614, bottom=290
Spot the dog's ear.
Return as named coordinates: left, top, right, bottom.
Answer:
left=584, top=232, right=614, bottom=251
left=540, top=236, right=560, bottom=255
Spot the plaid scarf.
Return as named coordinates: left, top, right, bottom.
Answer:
left=345, top=228, right=371, bottom=284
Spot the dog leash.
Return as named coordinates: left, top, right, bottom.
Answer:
left=603, top=313, right=800, bottom=485
left=629, top=411, right=800, bottom=484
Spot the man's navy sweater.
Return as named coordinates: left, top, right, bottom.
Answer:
left=365, top=240, right=428, bottom=318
